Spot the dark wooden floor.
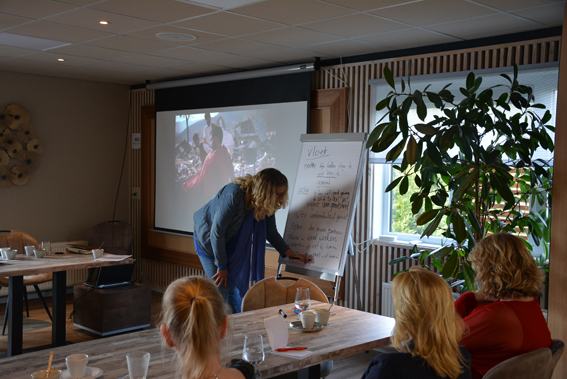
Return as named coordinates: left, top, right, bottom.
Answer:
left=0, top=291, right=380, bottom=379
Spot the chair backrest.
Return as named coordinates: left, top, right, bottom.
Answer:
left=0, top=230, right=39, bottom=253
left=88, top=221, right=133, bottom=255
left=241, top=276, right=329, bottom=312
left=549, top=339, right=565, bottom=379
left=483, top=348, right=552, bottom=379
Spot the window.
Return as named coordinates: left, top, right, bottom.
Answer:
left=369, top=63, right=558, bottom=248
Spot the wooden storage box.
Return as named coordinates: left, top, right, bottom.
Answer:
left=73, top=283, right=151, bottom=336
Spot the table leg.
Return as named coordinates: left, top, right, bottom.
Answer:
left=52, top=271, right=67, bottom=347
left=7, top=276, right=24, bottom=356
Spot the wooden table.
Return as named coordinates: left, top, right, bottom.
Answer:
left=1, top=301, right=395, bottom=379
left=0, top=253, right=134, bottom=357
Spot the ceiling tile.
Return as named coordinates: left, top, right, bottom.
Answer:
left=85, top=35, right=177, bottom=53
left=355, top=28, right=461, bottom=49
left=231, top=0, right=355, bottom=25
left=0, top=45, right=37, bottom=58
left=43, top=8, right=160, bottom=34
left=301, top=39, right=389, bottom=57
left=114, top=54, right=187, bottom=68
left=194, top=37, right=279, bottom=54
left=248, top=48, right=329, bottom=63
left=49, top=44, right=133, bottom=60
left=17, top=51, right=101, bottom=66
left=511, top=3, right=565, bottom=27
left=189, top=53, right=273, bottom=69
left=470, top=0, right=563, bottom=12
left=90, top=0, right=215, bottom=23
left=125, top=25, right=224, bottom=46
left=0, top=58, right=61, bottom=75
left=8, top=21, right=113, bottom=43
left=0, top=0, right=76, bottom=20
left=148, top=46, right=232, bottom=62
left=173, top=11, right=282, bottom=36
left=170, top=61, right=235, bottom=76
left=301, top=13, right=409, bottom=38
left=243, top=27, right=341, bottom=47
left=321, top=0, right=424, bottom=12
left=81, top=60, right=149, bottom=73
left=0, top=13, right=34, bottom=30
left=50, top=0, right=104, bottom=5
left=369, top=0, right=497, bottom=27
left=426, top=14, right=545, bottom=39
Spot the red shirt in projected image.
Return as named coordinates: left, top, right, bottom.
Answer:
left=183, top=145, right=234, bottom=205
left=455, top=291, right=551, bottom=379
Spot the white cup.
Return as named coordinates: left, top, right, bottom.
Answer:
left=299, top=310, right=316, bottom=329
left=65, top=354, right=88, bottom=379
left=25, top=245, right=35, bottom=256
left=5, top=249, right=17, bottom=260
left=127, top=351, right=151, bottom=379
left=92, top=249, right=104, bottom=259
left=314, top=308, right=331, bottom=325
left=0, top=247, right=10, bottom=259
left=34, top=249, right=46, bottom=258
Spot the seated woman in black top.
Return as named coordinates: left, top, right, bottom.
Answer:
left=362, top=267, right=471, bottom=379
left=160, top=276, right=261, bottom=379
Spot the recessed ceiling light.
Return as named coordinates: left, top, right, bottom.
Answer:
left=58, top=58, right=65, bottom=62
left=99, top=21, right=110, bottom=25
left=156, top=32, right=197, bottom=42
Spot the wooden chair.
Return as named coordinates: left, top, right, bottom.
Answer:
left=87, top=221, right=133, bottom=255
left=241, top=276, right=333, bottom=378
left=0, top=230, right=52, bottom=335
left=483, top=348, right=552, bottom=379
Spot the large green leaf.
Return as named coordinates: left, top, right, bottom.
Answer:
left=422, top=209, right=446, bottom=236
left=452, top=212, right=467, bottom=242
left=399, top=176, right=409, bottom=195
left=389, top=256, right=411, bottom=265
left=406, top=135, right=418, bottom=164
left=416, top=208, right=440, bottom=226
left=489, top=172, right=516, bottom=206
left=384, top=66, right=395, bottom=90
left=452, top=168, right=479, bottom=202
left=372, top=131, right=399, bottom=153
left=441, top=251, right=459, bottom=279
left=385, top=176, right=403, bottom=192
left=462, top=262, right=477, bottom=291
left=375, top=96, right=391, bottom=111
left=431, top=245, right=452, bottom=260
left=414, top=123, right=437, bottom=135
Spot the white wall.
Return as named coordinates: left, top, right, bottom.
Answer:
left=0, top=71, right=130, bottom=242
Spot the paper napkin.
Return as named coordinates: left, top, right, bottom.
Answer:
left=264, top=315, right=314, bottom=359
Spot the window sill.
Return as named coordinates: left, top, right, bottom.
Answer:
left=372, top=238, right=439, bottom=252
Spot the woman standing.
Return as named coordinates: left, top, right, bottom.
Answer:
left=160, top=276, right=261, bottom=379
left=362, top=266, right=471, bottom=379
left=193, top=168, right=308, bottom=313
left=455, top=233, right=551, bottom=379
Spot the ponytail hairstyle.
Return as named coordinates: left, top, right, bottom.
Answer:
left=233, top=168, right=288, bottom=221
left=391, top=267, right=466, bottom=379
left=160, top=276, right=227, bottom=379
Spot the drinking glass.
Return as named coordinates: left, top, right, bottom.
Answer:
left=41, top=241, right=51, bottom=255
left=242, top=334, right=265, bottom=365
left=295, top=287, right=311, bottom=311
left=127, top=351, right=150, bottom=379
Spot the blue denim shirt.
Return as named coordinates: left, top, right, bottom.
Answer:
left=193, top=182, right=290, bottom=269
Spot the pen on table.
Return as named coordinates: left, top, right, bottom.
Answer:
left=279, top=309, right=287, bottom=318
left=276, top=347, right=308, bottom=352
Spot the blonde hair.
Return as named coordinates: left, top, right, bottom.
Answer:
left=160, top=276, right=227, bottom=379
left=233, top=168, right=288, bottom=221
left=470, top=233, right=543, bottom=299
left=391, top=267, right=466, bottom=379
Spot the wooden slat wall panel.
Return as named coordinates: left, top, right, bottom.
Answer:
left=130, top=36, right=561, bottom=315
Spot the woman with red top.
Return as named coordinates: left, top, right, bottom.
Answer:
left=455, top=233, right=551, bottom=378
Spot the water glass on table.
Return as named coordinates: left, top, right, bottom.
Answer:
left=242, top=334, right=265, bottom=365
left=295, top=287, right=311, bottom=311
left=41, top=241, right=51, bottom=255
left=127, top=351, right=150, bottom=379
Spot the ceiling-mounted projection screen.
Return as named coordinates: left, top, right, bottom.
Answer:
left=154, top=72, right=311, bottom=235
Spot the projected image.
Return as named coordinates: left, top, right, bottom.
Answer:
left=155, top=102, right=307, bottom=234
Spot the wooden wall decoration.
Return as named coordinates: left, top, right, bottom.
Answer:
left=310, top=88, right=348, bottom=134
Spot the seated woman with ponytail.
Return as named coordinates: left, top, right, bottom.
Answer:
left=160, top=276, right=261, bottom=379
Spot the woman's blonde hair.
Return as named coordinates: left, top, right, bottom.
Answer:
left=233, top=168, right=288, bottom=221
left=470, top=233, right=543, bottom=299
left=160, top=276, right=226, bottom=379
left=391, top=267, right=465, bottom=379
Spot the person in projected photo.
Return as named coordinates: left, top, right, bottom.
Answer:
left=193, top=168, right=309, bottom=313
left=160, top=276, right=261, bottom=379
left=192, top=132, right=208, bottom=165
left=183, top=125, right=235, bottom=204
left=455, top=233, right=551, bottom=379
left=361, top=266, right=471, bottom=379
